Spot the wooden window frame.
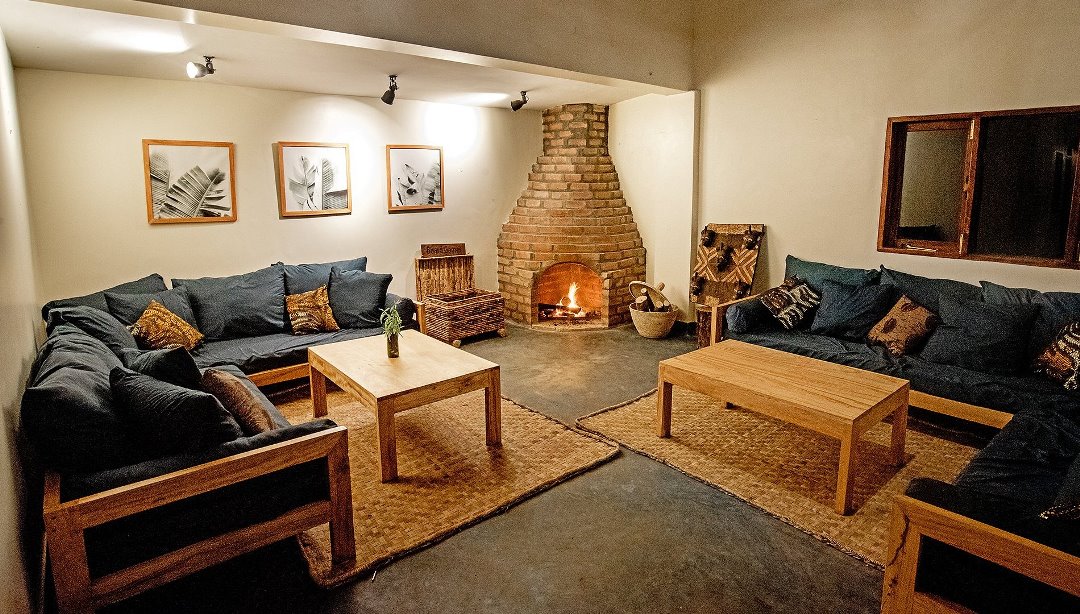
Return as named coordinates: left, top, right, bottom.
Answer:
left=878, top=104, right=1080, bottom=270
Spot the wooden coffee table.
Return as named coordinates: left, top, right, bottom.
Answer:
left=656, top=340, right=909, bottom=515
left=308, top=330, right=501, bottom=482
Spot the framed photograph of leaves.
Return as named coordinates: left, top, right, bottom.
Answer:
left=143, top=139, right=237, bottom=224
left=276, top=142, right=352, bottom=217
left=386, top=145, right=444, bottom=212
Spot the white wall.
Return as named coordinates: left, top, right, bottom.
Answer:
left=16, top=69, right=541, bottom=305
left=693, top=0, right=1080, bottom=291
left=0, top=26, right=35, bottom=614
left=610, top=92, right=697, bottom=319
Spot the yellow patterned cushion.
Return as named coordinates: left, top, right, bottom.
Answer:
left=286, top=285, right=340, bottom=335
left=866, top=295, right=939, bottom=357
left=130, top=300, right=204, bottom=351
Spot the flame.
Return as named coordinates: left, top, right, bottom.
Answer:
left=567, top=282, right=579, bottom=310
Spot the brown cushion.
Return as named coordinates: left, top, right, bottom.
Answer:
left=759, top=277, right=821, bottom=329
left=867, top=295, right=939, bottom=357
left=201, top=369, right=277, bottom=435
left=1033, top=321, right=1080, bottom=390
left=286, top=285, right=340, bottom=335
left=130, top=300, right=204, bottom=351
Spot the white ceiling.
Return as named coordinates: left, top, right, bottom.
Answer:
left=0, top=0, right=683, bottom=109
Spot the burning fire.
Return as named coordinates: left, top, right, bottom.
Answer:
left=566, top=282, right=580, bottom=310
left=557, top=282, right=588, bottom=318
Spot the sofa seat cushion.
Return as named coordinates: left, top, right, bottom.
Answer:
left=191, top=327, right=383, bottom=374
left=173, top=265, right=287, bottom=340
left=40, top=273, right=167, bottom=321
left=728, top=329, right=902, bottom=376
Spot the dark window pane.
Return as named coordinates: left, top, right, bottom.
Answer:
left=897, top=128, right=967, bottom=243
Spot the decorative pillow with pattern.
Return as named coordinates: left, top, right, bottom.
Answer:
left=1033, top=321, right=1080, bottom=391
left=866, top=295, right=939, bottom=357
left=130, top=300, right=204, bottom=351
left=201, top=369, right=278, bottom=435
left=758, top=277, right=821, bottom=329
left=286, top=285, right=340, bottom=335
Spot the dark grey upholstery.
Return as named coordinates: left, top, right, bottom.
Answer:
left=193, top=327, right=383, bottom=373
left=327, top=267, right=392, bottom=329
left=105, top=286, right=198, bottom=327
left=282, top=257, right=367, bottom=295
left=45, top=306, right=137, bottom=355
left=878, top=266, right=981, bottom=313
left=173, top=265, right=287, bottom=340
left=40, top=273, right=167, bottom=320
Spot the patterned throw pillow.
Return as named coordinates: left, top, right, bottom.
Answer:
left=286, top=285, right=340, bottom=335
left=1033, top=322, right=1080, bottom=391
left=758, top=277, right=821, bottom=329
left=201, top=369, right=278, bottom=435
left=130, top=300, right=204, bottom=351
left=866, top=295, right=939, bottom=357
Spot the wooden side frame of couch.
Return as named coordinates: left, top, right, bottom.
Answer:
left=881, top=494, right=1080, bottom=613
left=43, top=426, right=355, bottom=614
left=708, top=295, right=1014, bottom=430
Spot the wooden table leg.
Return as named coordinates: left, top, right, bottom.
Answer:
left=836, top=434, right=856, bottom=515
left=485, top=367, right=502, bottom=446
left=890, top=401, right=909, bottom=466
left=657, top=370, right=673, bottom=438
left=310, top=366, right=328, bottom=418
left=376, top=403, right=398, bottom=482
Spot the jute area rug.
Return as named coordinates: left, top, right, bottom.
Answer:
left=577, top=388, right=978, bottom=567
left=274, top=388, right=618, bottom=587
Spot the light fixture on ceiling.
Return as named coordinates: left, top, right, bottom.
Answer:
left=510, top=91, right=528, bottom=111
left=381, top=75, right=398, bottom=105
left=185, top=55, right=215, bottom=79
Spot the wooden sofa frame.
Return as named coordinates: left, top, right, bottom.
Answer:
left=706, top=295, right=1014, bottom=429
left=44, top=424, right=355, bottom=614
left=881, top=494, right=1080, bottom=612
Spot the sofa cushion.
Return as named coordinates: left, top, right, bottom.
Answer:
left=118, top=346, right=203, bottom=390
left=810, top=280, right=896, bottom=340
left=867, top=296, right=939, bottom=357
left=879, top=266, right=981, bottom=313
left=130, top=300, right=205, bottom=351
left=1033, top=322, right=1080, bottom=391
left=759, top=278, right=820, bottom=329
left=1041, top=452, right=1080, bottom=520
left=282, top=257, right=367, bottom=295
left=725, top=298, right=774, bottom=334
left=920, top=296, right=1040, bottom=375
left=173, top=265, right=286, bottom=340
left=105, top=286, right=198, bottom=328
left=286, top=286, right=339, bottom=335
left=784, top=255, right=878, bottom=292
left=201, top=369, right=277, bottom=436
left=40, top=273, right=167, bottom=321
left=328, top=267, right=392, bottom=329
left=191, top=327, right=384, bottom=374
left=110, top=368, right=242, bottom=458
left=45, top=306, right=137, bottom=355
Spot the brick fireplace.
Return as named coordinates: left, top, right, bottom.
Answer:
left=498, top=103, right=646, bottom=327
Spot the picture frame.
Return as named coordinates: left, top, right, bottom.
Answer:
left=276, top=142, right=353, bottom=217
left=386, top=145, right=444, bottom=212
left=143, top=139, right=237, bottom=224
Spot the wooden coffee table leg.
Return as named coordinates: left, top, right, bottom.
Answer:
left=485, top=367, right=502, bottom=446
left=836, top=434, right=856, bottom=515
left=376, top=403, right=398, bottom=482
left=310, top=366, right=328, bottom=418
left=657, top=371, right=673, bottom=438
left=890, top=402, right=909, bottom=466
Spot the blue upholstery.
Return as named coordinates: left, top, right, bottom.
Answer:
left=105, top=286, right=198, bottom=327
left=40, top=273, right=167, bottom=320
left=173, top=265, right=287, bottom=340
left=784, top=255, right=878, bottom=291
left=45, top=306, right=137, bottom=355
left=281, top=257, right=367, bottom=295
left=879, top=266, right=981, bottom=313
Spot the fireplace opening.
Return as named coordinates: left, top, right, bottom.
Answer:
left=535, top=263, right=602, bottom=323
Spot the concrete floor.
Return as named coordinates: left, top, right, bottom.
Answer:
left=106, top=324, right=883, bottom=613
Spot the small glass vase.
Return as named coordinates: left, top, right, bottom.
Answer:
left=386, top=332, right=400, bottom=358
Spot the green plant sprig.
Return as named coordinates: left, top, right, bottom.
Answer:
left=380, top=303, right=403, bottom=337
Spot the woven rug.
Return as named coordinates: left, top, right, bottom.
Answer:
left=577, top=388, right=978, bottom=567
left=274, top=388, right=618, bottom=587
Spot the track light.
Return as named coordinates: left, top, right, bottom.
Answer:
left=381, top=75, right=398, bottom=105
left=510, top=91, right=528, bottom=111
left=185, top=56, right=216, bottom=79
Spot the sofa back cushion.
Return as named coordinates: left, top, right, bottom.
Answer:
left=282, top=257, right=368, bottom=295
left=810, top=280, right=897, bottom=340
left=117, top=346, right=203, bottom=389
left=40, top=273, right=167, bottom=321
left=328, top=267, right=392, bottom=329
left=725, top=298, right=775, bottom=335
left=920, top=296, right=1040, bottom=374
left=105, top=286, right=198, bottom=328
left=784, top=255, right=878, bottom=292
left=45, top=306, right=137, bottom=355
left=879, top=266, right=981, bottom=313
left=172, top=265, right=286, bottom=340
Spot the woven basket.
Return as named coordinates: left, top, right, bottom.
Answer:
left=629, top=304, right=679, bottom=339
left=424, top=287, right=505, bottom=346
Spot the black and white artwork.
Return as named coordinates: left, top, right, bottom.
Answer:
left=277, top=142, right=352, bottom=217
left=143, top=140, right=236, bottom=224
left=386, top=145, right=444, bottom=212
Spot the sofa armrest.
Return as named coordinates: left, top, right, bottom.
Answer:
left=385, top=293, right=418, bottom=330
left=700, top=293, right=760, bottom=345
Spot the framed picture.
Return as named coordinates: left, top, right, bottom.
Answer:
left=386, top=145, right=444, bottom=212
left=143, top=140, right=236, bottom=224
left=276, top=142, right=352, bottom=217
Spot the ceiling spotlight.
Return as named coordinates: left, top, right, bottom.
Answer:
left=186, top=56, right=215, bottom=79
left=381, top=75, right=398, bottom=105
left=510, top=91, right=528, bottom=111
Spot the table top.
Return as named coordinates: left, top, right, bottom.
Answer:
left=308, top=330, right=498, bottom=400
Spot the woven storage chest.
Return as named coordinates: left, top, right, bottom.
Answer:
left=424, top=288, right=506, bottom=346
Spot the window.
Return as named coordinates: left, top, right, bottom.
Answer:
left=878, top=105, right=1080, bottom=268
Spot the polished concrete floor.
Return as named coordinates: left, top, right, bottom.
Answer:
left=106, top=324, right=884, bottom=613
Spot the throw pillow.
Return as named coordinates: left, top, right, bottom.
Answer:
left=172, top=264, right=286, bottom=340
left=810, top=280, right=897, bottom=340
left=40, top=273, right=167, bottom=321
left=117, top=346, right=203, bottom=389
left=282, top=257, right=368, bottom=295
left=784, top=255, right=879, bottom=292
left=44, top=305, right=137, bottom=355
left=724, top=297, right=775, bottom=335
left=110, top=368, right=242, bottom=457
left=758, top=277, right=821, bottom=329
left=920, top=296, right=1040, bottom=374
left=878, top=266, right=981, bottom=313
left=201, top=369, right=278, bottom=435
left=1033, top=322, right=1080, bottom=391
left=328, top=267, right=393, bottom=329
left=130, top=300, right=205, bottom=351
left=105, top=286, right=198, bottom=327
left=866, top=296, right=939, bottom=357
left=286, top=285, right=340, bottom=335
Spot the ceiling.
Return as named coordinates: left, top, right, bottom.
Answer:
left=0, top=0, right=683, bottom=109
